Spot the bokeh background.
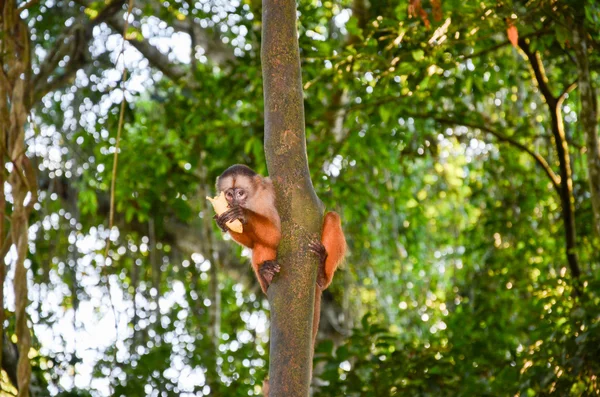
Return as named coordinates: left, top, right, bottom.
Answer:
left=1, top=0, right=599, bottom=396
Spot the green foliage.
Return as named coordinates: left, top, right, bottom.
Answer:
left=7, top=0, right=600, bottom=395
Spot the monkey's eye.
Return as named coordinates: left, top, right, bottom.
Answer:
left=226, top=191, right=233, bottom=199
left=237, top=190, right=245, bottom=197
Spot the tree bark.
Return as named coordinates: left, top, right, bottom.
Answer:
left=548, top=102, right=580, bottom=278
left=262, top=0, right=323, bottom=395
left=572, top=23, right=600, bottom=238
left=1, top=1, right=38, bottom=395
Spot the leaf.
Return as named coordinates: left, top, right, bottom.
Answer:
left=315, top=339, right=334, bottom=355
left=412, top=49, right=425, bottom=61
left=336, top=345, right=350, bottom=361
left=555, top=27, right=569, bottom=49
left=379, top=106, right=392, bottom=123
left=345, top=17, right=363, bottom=40
left=361, top=313, right=372, bottom=329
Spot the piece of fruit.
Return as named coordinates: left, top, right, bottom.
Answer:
left=206, top=192, right=243, bottom=233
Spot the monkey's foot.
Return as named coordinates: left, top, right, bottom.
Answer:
left=309, top=240, right=328, bottom=289
left=309, top=240, right=328, bottom=264
left=258, top=260, right=280, bottom=290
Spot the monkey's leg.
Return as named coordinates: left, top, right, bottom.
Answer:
left=309, top=240, right=328, bottom=289
left=258, top=260, right=280, bottom=292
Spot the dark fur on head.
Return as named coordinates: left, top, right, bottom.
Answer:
left=218, top=164, right=257, bottom=181
left=216, top=164, right=260, bottom=196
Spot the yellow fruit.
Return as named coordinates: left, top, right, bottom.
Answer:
left=206, top=192, right=243, bottom=233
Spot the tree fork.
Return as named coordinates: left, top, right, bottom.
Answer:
left=262, top=0, right=323, bottom=395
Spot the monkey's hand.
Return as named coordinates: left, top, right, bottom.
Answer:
left=215, top=205, right=246, bottom=232
left=309, top=240, right=328, bottom=289
left=258, top=260, right=280, bottom=291
left=213, top=214, right=229, bottom=232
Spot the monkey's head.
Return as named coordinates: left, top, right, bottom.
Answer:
left=216, top=164, right=259, bottom=207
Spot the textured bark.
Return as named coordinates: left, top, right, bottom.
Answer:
left=519, top=39, right=581, bottom=279
left=1, top=1, right=38, bottom=395
left=0, top=17, right=7, bottom=373
left=262, top=0, right=323, bottom=395
left=572, top=23, right=600, bottom=237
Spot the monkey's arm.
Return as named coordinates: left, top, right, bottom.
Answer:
left=246, top=209, right=281, bottom=293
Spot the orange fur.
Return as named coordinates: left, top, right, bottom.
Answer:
left=228, top=197, right=281, bottom=293
left=312, top=211, right=346, bottom=347
left=320, top=211, right=346, bottom=289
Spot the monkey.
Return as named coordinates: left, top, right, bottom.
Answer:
left=213, top=164, right=347, bottom=345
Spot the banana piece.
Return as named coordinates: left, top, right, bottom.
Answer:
left=206, top=192, right=243, bottom=233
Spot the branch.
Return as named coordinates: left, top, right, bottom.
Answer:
left=409, top=112, right=561, bottom=193
left=33, top=57, right=85, bottom=103
left=170, top=17, right=235, bottom=67
left=346, top=98, right=562, bottom=193
left=17, top=0, right=38, bottom=12
left=462, top=29, right=549, bottom=61
left=72, top=0, right=189, bottom=81
left=138, top=0, right=235, bottom=67
left=520, top=38, right=580, bottom=279
left=33, top=0, right=127, bottom=100
left=104, top=14, right=189, bottom=82
left=103, top=1, right=236, bottom=79
left=518, top=38, right=557, bottom=107
left=558, top=79, right=578, bottom=105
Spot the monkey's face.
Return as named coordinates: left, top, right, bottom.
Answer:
left=217, top=174, right=254, bottom=208
left=225, top=187, right=248, bottom=206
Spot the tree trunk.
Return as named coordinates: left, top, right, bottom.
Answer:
left=549, top=104, right=581, bottom=278
left=519, top=40, right=581, bottom=280
left=262, top=0, right=323, bottom=395
left=572, top=23, right=600, bottom=238
left=1, top=1, right=37, bottom=395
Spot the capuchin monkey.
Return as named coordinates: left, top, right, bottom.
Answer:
left=214, top=164, right=347, bottom=345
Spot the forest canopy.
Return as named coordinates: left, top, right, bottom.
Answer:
left=1, top=0, right=599, bottom=396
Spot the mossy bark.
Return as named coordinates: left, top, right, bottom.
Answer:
left=262, top=0, right=323, bottom=395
